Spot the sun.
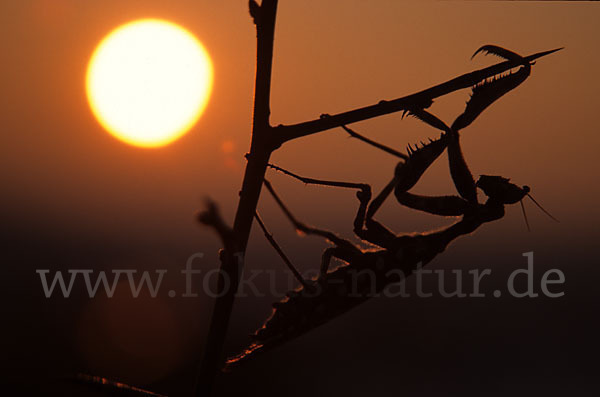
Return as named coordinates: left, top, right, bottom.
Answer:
left=86, top=19, right=213, bottom=148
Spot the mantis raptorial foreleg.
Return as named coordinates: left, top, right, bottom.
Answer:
left=342, top=122, right=475, bottom=217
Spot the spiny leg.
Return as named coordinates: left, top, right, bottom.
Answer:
left=362, top=107, right=456, bottom=219
left=403, top=108, right=451, bottom=134
left=391, top=130, right=472, bottom=217
left=341, top=108, right=452, bottom=159
left=254, top=211, right=311, bottom=289
left=392, top=110, right=452, bottom=194
left=398, top=107, right=476, bottom=206
left=392, top=153, right=472, bottom=218
left=340, top=110, right=456, bottom=210
left=451, top=44, right=532, bottom=133
left=362, top=175, right=469, bottom=249
left=340, top=110, right=460, bottom=218
left=391, top=115, right=471, bottom=216
left=265, top=162, right=466, bottom=261
left=445, top=45, right=537, bottom=203
left=341, top=111, right=472, bottom=234
left=363, top=168, right=470, bottom=249
left=342, top=111, right=465, bottom=244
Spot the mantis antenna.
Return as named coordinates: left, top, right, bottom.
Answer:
left=520, top=199, right=531, bottom=232
left=527, top=194, right=560, bottom=223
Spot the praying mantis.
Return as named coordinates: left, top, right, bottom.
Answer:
left=224, top=45, right=559, bottom=369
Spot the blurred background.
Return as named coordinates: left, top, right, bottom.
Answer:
left=1, top=1, right=599, bottom=396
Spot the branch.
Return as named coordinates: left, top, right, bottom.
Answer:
left=194, top=1, right=279, bottom=395
left=275, top=47, right=562, bottom=145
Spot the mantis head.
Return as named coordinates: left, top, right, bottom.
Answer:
left=476, top=175, right=529, bottom=204
left=476, top=175, right=558, bottom=231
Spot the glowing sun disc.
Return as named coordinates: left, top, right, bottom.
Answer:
left=86, top=19, right=213, bottom=148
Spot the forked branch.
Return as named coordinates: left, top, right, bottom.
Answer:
left=197, top=199, right=235, bottom=252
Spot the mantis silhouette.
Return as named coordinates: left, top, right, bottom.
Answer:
left=340, top=44, right=558, bottom=230
left=225, top=45, right=556, bottom=369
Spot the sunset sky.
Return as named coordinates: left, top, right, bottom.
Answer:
left=2, top=1, right=598, bottom=396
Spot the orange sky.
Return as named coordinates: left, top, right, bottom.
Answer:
left=2, top=1, right=599, bottom=389
left=2, top=1, right=598, bottom=249
left=2, top=0, right=599, bottom=291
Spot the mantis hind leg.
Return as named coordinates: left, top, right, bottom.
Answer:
left=266, top=164, right=373, bottom=240
left=263, top=179, right=363, bottom=281
left=263, top=179, right=362, bottom=255
left=254, top=211, right=312, bottom=289
left=264, top=164, right=398, bottom=255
